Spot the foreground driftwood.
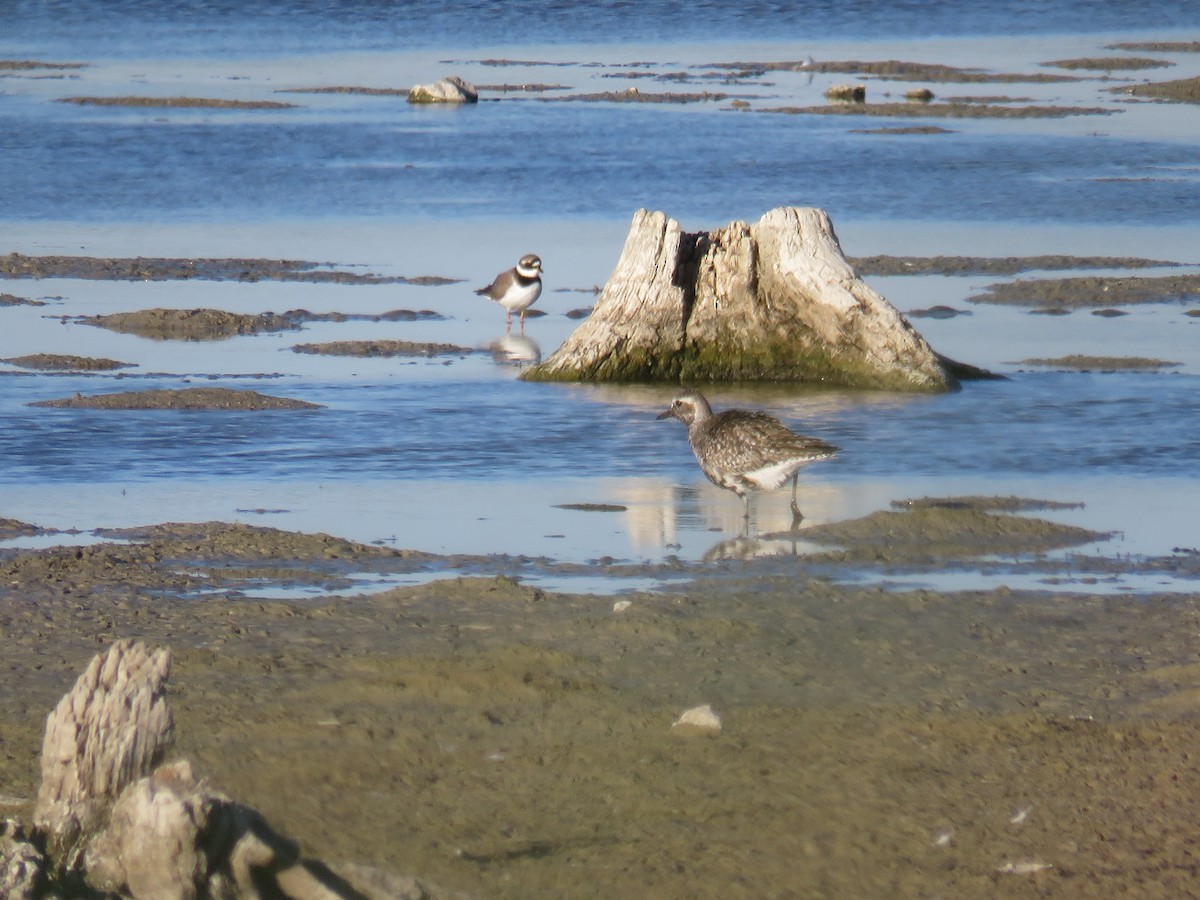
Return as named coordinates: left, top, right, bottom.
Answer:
left=523, top=206, right=956, bottom=392
left=2, top=640, right=434, bottom=899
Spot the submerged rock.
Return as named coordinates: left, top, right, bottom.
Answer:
left=826, top=83, right=866, bottom=102
left=407, top=75, right=478, bottom=104
left=524, top=206, right=958, bottom=391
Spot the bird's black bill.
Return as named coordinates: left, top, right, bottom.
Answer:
left=656, top=409, right=675, bottom=420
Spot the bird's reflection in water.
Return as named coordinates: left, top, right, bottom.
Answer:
left=703, top=530, right=825, bottom=562
left=489, top=333, right=541, bottom=367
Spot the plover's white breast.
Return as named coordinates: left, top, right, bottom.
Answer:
left=496, top=279, right=542, bottom=313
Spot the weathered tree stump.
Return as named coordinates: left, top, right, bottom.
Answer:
left=523, top=207, right=957, bottom=392
left=0, top=820, right=44, bottom=899
left=34, top=639, right=174, bottom=875
left=15, top=640, right=439, bottom=899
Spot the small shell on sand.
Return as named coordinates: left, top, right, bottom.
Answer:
left=671, top=704, right=722, bottom=734
left=612, top=600, right=633, bottom=613
left=996, top=860, right=1052, bottom=875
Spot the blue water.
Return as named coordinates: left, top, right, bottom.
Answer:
left=1, top=373, right=1197, bottom=484
left=5, top=109, right=1199, bottom=225
left=4, top=1, right=1196, bottom=57
left=1, top=2, right=1199, bottom=572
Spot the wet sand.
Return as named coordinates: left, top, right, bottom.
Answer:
left=4, top=505, right=1200, bottom=897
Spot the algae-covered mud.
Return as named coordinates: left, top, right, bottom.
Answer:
left=0, top=253, right=458, bottom=286
left=1, top=353, right=134, bottom=371
left=3, top=503, right=1200, bottom=897
left=29, top=387, right=321, bottom=410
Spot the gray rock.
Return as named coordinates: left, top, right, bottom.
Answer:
left=407, top=75, right=479, bottom=104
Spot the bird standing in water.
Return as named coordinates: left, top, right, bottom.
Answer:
left=475, top=253, right=543, bottom=333
left=658, top=390, right=838, bottom=523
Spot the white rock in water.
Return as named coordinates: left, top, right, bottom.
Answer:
left=671, top=703, right=722, bottom=733
left=407, top=75, right=479, bottom=104
left=612, top=600, right=633, bottom=613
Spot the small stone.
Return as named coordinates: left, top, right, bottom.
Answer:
left=407, top=76, right=479, bottom=104
left=996, top=860, right=1053, bottom=875
left=612, top=600, right=633, bottom=613
left=671, top=703, right=722, bottom=734
left=825, top=83, right=866, bottom=103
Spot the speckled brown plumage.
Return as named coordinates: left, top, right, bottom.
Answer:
left=658, top=389, right=838, bottom=521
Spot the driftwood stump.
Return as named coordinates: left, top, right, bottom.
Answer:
left=34, top=639, right=174, bottom=874
left=0, top=819, right=44, bottom=899
left=523, top=206, right=955, bottom=392
left=11, top=640, right=438, bottom=899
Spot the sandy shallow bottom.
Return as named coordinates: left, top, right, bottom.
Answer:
left=4, top=508, right=1200, bottom=898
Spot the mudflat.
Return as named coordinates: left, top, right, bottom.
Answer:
left=3, top=501, right=1200, bottom=897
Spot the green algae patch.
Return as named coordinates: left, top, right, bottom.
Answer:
left=802, top=502, right=1111, bottom=563
left=678, top=336, right=944, bottom=392
left=522, top=340, right=947, bottom=392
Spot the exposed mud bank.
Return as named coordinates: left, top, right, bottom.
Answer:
left=291, top=340, right=476, bottom=357
left=2, top=353, right=134, bottom=371
left=3, top=502, right=1200, bottom=897
left=1117, top=75, right=1200, bottom=104
left=1, top=292, right=42, bottom=307
left=763, top=101, right=1114, bottom=119
left=705, top=59, right=1082, bottom=83
left=0, top=253, right=458, bottom=286
left=59, top=95, right=299, bottom=109
left=1042, top=56, right=1173, bottom=71
left=69, top=306, right=446, bottom=341
left=29, top=387, right=320, bottom=410
left=971, top=273, right=1200, bottom=308
left=1016, top=355, right=1182, bottom=372
left=849, top=254, right=1183, bottom=276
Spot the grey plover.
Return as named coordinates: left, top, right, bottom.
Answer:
left=658, top=390, right=839, bottom=522
left=475, top=253, right=543, bottom=332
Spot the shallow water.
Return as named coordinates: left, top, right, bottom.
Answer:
left=2, top=6, right=1199, bottom=594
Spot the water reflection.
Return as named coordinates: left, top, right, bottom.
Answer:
left=617, top=479, right=847, bottom=553
left=489, top=333, right=541, bottom=367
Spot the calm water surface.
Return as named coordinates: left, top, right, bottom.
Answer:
left=1, top=3, right=1199, bottom=588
